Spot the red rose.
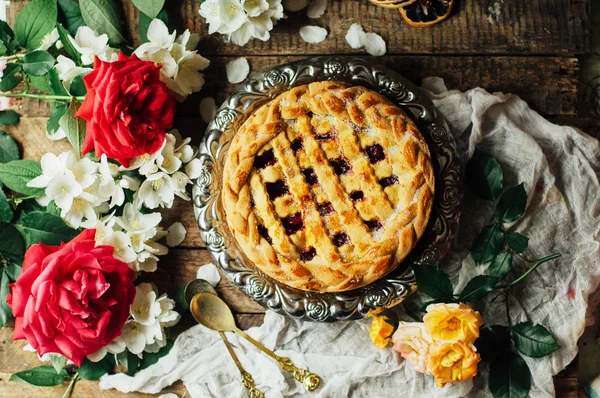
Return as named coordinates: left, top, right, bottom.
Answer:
left=6, top=229, right=136, bottom=366
left=75, top=53, right=176, bottom=167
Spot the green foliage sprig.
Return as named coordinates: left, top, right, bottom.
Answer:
left=414, top=148, right=561, bottom=398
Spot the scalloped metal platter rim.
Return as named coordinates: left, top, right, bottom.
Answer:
left=192, top=56, right=462, bottom=322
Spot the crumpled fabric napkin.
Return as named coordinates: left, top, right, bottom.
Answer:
left=100, top=78, right=600, bottom=397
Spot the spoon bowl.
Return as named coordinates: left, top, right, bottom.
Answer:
left=190, top=292, right=237, bottom=332
left=185, top=279, right=217, bottom=306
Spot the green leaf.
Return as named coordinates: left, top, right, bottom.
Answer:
left=0, top=160, right=43, bottom=196
left=133, top=0, right=165, bottom=19
left=48, top=68, right=69, bottom=96
left=9, top=366, right=68, bottom=386
left=78, top=355, right=115, bottom=380
left=56, top=23, right=82, bottom=66
left=48, top=102, right=68, bottom=137
left=413, top=264, right=454, bottom=302
left=69, top=75, right=87, bottom=96
left=0, top=63, right=22, bottom=91
left=80, top=0, right=126, bottom=45
left=507, top=232, right=528, bottom=254
left=0, top=110, right=20, bottom=126
left=46, top=200, right=62, bottom=216
left=511, top=322, right=560, bottom=358
left=22, top=51, right=56, bottom=77
left=476, top=325, right=510, bottom=361
left=471, top=223, right=505, bottom=264
left=466, top=148, right=504, bottom=201
left=0, top=189, right=13, bottom=223
left=15, top=211, right=78, bottom=247
left=139, top=340, right=174, bottom=370
left=458, top=275, right=498, bottom=303
left=59, top=99, right=86, bottom=155
left=0, top=20, right=18, bottom=56
left=489, top=252, right=513, bottom=280
left=0, top=269, right=13, bottom=328
left=488, top=354, right=531, bottom=398
left=0, top=131, right=20, bottom=163
left=50, top=355, right=67, bottom=375
left=139, top=9, right=168, bottom=43
left=13, top=0, right=58, bottom=51
left=4, top=262, right=22, bottom=281
left=28, top=74, right=52, bottom=92
left=495, top=183, right=527, bottom=223
left=126, top=350, right=140, bottom=376
left=58, top=0, right=85, bottom=36
left=0, top=222, right=25, bottom=264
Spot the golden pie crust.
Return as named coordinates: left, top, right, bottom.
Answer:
left=222, top=81, right=434, bottom=292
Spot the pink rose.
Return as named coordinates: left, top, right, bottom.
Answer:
left=391, top=322, right=433, bottom=374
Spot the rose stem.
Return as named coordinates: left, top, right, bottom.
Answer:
left=0, top=92, right=86, bottom=101
left=496, top=253, right=561, bottom=291
left=61, top=372, right=79, bottom=398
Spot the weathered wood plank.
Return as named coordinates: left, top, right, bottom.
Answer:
left=8, top=0, right=588, bottom=56
left=8, top=55, right=581, bottom=118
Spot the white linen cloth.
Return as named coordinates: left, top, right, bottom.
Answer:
left=100, top=79, right=600, bottom=397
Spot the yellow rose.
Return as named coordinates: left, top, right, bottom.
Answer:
left=369, top=315, right=395, bottom=348
left=391, top=322, right=432, bottom=373
left=423, top=303, right=483, bottom=343
left=427, top=340, right=481, bottom=387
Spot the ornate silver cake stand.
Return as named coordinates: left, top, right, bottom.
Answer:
left=192, top=56, right=462, bottom=322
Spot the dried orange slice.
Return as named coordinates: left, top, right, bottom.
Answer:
left=399, top=0, right=455, bottom=27
left=368, top=0, right=418, bottom=9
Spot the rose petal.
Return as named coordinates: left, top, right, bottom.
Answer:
left=196, top=263, right=221, bottom=287
left=363, top=32, right=387, bottom=56
left=166, top=222, right=187, bottom=247
left=307, top=0, right=328, bottom=18
left=226, top=57, right=250, bottom=84
left=345, top=23, right=366, bottom=49
left=299, top=26, right=328, bottom=44
left=199, top=97, right=217, bottom=123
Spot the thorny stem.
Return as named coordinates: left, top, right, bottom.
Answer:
left=496, top=253, right=561, bottom=291
left=61, top=373, right=79, bottom=398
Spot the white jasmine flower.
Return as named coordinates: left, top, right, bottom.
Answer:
left=171, top=171, right=191, bottom=200
left=199, top=0, right=224, bottom=34
left=97, top=230, right=137, bottom=264
left=226, top=57, right=250, bottom=83
left=176, top=30, right=200, bottom=51
left=134, top=19, right=176, bottom=58
left=131, top=283, right=163, bottom=325
left=220, top=1, right=248, bottom=33
left=69, top=26, right=112, bottom=65
left=157, top=134, right=182, bottom=174
left=115, top=320, right=162, bottom=355
left=156, top=294, right=180, bottom=327
left=135, top=172, right=176, bottom=209
left=97, top=154, right=124, bottom=208
left=116, top=203, right=162, bottom=233
left=62, top=194, right=99, bottom=229
left=125, top=140, right=166, bottom=176
left=243, top=0, right=269, bottom=17
left=46, top=173, right=83, bottom=214
left=171, top=52, right=210, bottom=96
left=185, top=158, right=202, bottom=179
left=37, top=28, right=59, bottom=51
left=179, top=144, right=195, bottom=163
left=363, top=32, right=386, bottom=56
left=70, top=157, right=98, bottom=189
left=148, top=48, right=178, bottom=79
left=55, top=55, right=92, bottom=89
left=166, top=222, right=186, bottom=247
left=27, top=152, right=74, bottom=188
left=120, top=175, right=141, bottom=192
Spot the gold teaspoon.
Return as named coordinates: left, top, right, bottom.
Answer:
left=186, top=280, right=264, bottom=398
left=190, top=292, right=320, bottom=391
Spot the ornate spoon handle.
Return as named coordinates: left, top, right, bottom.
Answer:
left=219, top=332, right=264, bottom=398
left=234, top=329, right=321, bottom=391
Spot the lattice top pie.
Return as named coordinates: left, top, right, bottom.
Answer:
left=222, top=81, right=434, bottom=292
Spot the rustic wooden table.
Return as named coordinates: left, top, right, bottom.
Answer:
left=0, top=0, right=595, bottom=396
